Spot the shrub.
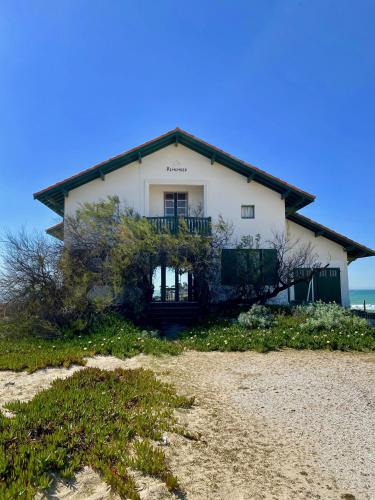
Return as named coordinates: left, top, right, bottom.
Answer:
left=295, top=301, right=368, bottom=332
left=238, top=304, right=273, bottom=329
left=0, top=229, right=102, bottom=337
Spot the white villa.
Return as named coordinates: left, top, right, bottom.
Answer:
left=34, top=128, right=374, bottom=309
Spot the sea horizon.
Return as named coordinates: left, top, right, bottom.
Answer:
left=349, top=289, right=375, bottom=310
left=350, top=288, right=375, bottom=291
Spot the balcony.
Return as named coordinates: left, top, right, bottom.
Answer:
left=146, top=216, right=212, bottom=236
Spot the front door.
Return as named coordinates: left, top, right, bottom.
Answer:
left=152, top=265, right=194, bottom=302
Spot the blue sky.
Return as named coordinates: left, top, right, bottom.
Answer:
left=0, top=0, right=374, bottom=289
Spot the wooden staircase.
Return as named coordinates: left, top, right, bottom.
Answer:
left=147, top=302, right=201, bottom=327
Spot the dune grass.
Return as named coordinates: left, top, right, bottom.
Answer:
left=0, top=367, right=193, bottom=499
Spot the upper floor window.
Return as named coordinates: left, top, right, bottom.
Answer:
left=241, top=205, right=255, bottom=219
left=164, top=192, right=188, bottom=217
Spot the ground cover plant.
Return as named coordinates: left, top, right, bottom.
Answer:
left=0, top=367, right=193, bottom=499
left=181, top=304, right=375, bottom=353
left=0, top=315, right=182, bottom=373
left=0, top=304, right=374, bottom=373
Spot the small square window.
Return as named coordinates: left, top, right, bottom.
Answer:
left=241, top=205, right=255, bottom=219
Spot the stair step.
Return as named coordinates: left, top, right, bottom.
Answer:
left=147, top=302, right=201, bottom=326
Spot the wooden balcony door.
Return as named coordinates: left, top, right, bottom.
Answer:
left=164, top=192, right=188, bottom=217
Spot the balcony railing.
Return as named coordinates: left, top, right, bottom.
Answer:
left=146, top=216, right=212, bottom=236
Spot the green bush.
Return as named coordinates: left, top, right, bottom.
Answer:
left=238, top=304, right=273, bottom=329
left=295, top=301, right=368, bottom=333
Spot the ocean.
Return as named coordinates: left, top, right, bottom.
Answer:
left=350, top=290, right=375, bottom=311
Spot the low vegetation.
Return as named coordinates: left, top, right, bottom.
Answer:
left=182, top=316, right=375, bottom=352
left=0, top=304, right=373, bottom=373
left=238, top=304, right=274, bottom=329
left=181, top=302, right=374, bottom=353
left=0, top=315, right=182, bottom=373
left=294, top=301, right=367, bottom=332
left=0, top=367, right=193, bottom=499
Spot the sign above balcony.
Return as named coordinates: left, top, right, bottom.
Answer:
left=166, top=160, right=187, bottom=173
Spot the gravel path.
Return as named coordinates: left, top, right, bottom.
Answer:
left=135, top=350, right=375, bottom=499
left=1, top=350, right=375, bottom=499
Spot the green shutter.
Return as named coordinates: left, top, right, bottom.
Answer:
left=221, top=249, right=240, bottom=286
left=315, top=268, right=341, bottom=304
left=261, top=249, right=278, bottom=285
left=294, top=268, right=341, bottom=304
left=221, top=249, right=277, bottom=286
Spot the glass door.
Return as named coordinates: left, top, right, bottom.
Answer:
left=152, top=266, right=163, bottom=301
left=165, top=267, right=176, bottom=301
left=152, top=266, right=194, bottom=302
left=177, top=270, right=189, bottom=301
left=164, top=193, right=188, bottom=217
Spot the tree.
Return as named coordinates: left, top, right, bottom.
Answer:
left=64, top=198, right=234, bottom=320
left=0, top=229, right=66, bottom=334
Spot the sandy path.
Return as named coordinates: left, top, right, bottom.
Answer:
left=1, top=351, right=375, bottom=499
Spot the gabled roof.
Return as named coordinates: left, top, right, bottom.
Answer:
left=34, top=128, right=315, bottom=216
left=287, top=212, right=375, bottom=260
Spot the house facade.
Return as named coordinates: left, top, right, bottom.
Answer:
left=34, top=128, right=375, bottom=308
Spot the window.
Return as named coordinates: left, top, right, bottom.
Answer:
left=164, top=192, right=188, bottom=217
left=241, top=205, right=255, bottom=219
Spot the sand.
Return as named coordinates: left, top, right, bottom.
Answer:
left=1, top=350, right=375, bottom=499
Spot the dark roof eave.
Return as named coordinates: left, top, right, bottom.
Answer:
left=287, top=212, right=375, bottom=260
left=46, top=221, right=64, bottom=241
left=34, top=128, right=315, bottom=214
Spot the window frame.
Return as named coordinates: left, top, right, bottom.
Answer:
left=241, top=204, right=255, bottom=219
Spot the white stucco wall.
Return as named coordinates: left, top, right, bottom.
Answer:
left=286, top=220, right=350, bottom=307
left=64, top=144, right=286, bottom=245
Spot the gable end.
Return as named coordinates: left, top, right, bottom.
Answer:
left=34, top=128, right=315, bottom=216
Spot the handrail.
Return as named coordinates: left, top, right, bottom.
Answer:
left=146, top=216, right=212, bottom=235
